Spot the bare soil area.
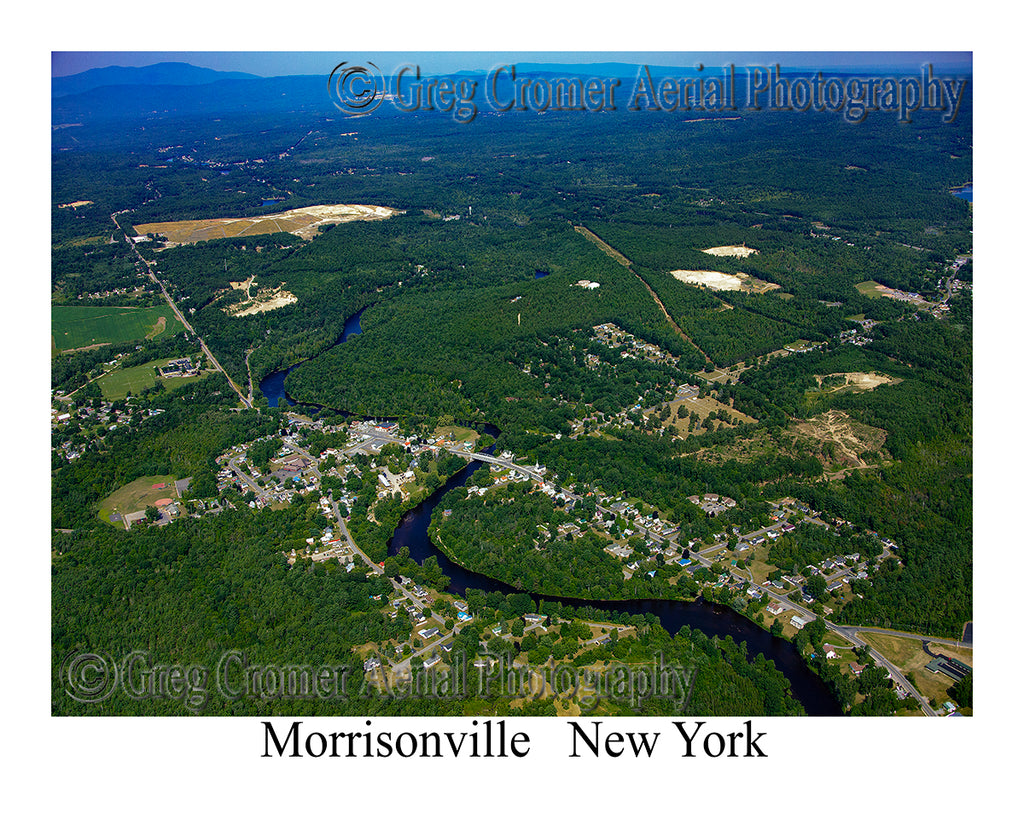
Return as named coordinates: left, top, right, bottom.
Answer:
left=226, top=287, right=298, bottom=317
left=814, top=372, right=900, bottom=393
left=145, top=315, right=167, bottom=339
left=792, top=409, right=887, bottom=470
left=702, top=245, right=758, bottom=258
left=134, top=203, right=403, bottom=245
left=669, top=269, right=779, bottom=293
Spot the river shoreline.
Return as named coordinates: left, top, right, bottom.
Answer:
left=260, top=309, right=843, bottom=715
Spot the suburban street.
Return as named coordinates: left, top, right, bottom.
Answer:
left=214, top=407, right=955, bottom=716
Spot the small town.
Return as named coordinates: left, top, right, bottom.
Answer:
left=61, top=403, right=967, bottom=717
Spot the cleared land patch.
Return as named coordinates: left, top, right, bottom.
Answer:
left=854, top=280, right=887, bottom=298
left=792, top=409, right=887, bottom=470
left=702, top=245, right=758, bottom=258
left=860, top=632, right=973, bottom=708
left=225, top=286, right=298, bottom=317
left=669, top=269, right=780, bottom=293
left=96, top=357, right=209, bottom=400
left=133, top=203, right=403, bottom=245
left=98, top=474, right=177, bottom=526
left=52, top=304, right=183, bottom=352
left=813, top=372, right=900, bottom=393
left=654, top=395, right=758, bottom=439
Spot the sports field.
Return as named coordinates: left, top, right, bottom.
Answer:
left=98, top=474, right=177, bottom=526
left=96, top=357, right=209, bottom=400
left=51, top=305, right=184, bottom=352
left=854, top=280, right=886, bottom=298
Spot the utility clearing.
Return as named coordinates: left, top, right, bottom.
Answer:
left=134, top=203, right=403, bottom=245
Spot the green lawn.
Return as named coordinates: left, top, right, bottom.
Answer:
left=98, top=474, right=178, bottom=526
left=854, top=280, right=885, bottom=298
left=51, top=304, right=184, bottom=352
left=97, top=357, right=209, bottom=400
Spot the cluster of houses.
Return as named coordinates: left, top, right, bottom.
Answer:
left=74, top=286, right=146, bottom=300
left=688, top=493, right=737, bottom=517
left=838, top=327, right=873, bottom=347
left=51, top=397, right=167, bottom=461
left=591, top=322, right=680, bottom=367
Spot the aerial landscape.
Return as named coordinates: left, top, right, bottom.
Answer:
left=51, top=51, right=973, bottom=724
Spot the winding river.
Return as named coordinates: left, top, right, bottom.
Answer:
left=260, top=306, right=368, bottom=408
left=259, top=307, right=842, bottom=715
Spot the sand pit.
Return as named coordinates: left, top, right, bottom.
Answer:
left=226, top=287, right=298, bottom=317
left=669, top=269, right=779, bottom=293
left=134, top=203, right=403, bottom=245
left=793, top=409, right=887, bottom=469
left=702, top=245, right=758, bottom=258
left=671, top=270, right=743, bottom=290
left=814, top=372, right=899, bottom=392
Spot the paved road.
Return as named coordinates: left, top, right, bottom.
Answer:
left=267, top=423, right=944, bottom=714
left=226, top=456, right=264, bottom=497
left=834, top=624, right=972, bottom=651
left=112, top=212, right=252, bottom=409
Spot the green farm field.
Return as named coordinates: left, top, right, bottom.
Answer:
left=51, top=304, right=183, bottom=352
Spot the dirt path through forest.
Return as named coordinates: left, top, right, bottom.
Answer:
left=573, top=224, right=713, bottom=364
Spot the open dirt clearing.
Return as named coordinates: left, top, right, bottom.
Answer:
left=702, top=245, right=758, bottom=258
left=669, top=269, right=779, bottom=293
left=814, top=372, right=900, bottom=392
left=145, top=315, right=167, bottom=338
left=792, top=409, right=886, bottom=469
left=226, top=287, right=298, bottom=317
left=134, top=203, right=403, bottom=245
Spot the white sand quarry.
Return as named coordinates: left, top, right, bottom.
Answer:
left=669, top=268, right=779, bottom=293
left=670, top=270, right=745, bottom=290
left=702, top=245, right=758, bottom=258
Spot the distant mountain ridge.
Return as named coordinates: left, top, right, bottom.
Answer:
left=52, top=61, right=260, bottom=97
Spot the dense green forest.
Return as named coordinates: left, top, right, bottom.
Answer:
left=431, top=480, right=692, bottom=600
left=52, top=69, right=971, bottom=717
left=52, top=506, right=802, bottom=716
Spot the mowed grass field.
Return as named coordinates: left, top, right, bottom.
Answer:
left=854, top=280, right=886, bottom=298
left=97, top=358, right=209, bottom=400
left=52, top=304, right=183, bottom=352
left=98, top=474, right=177, bottom=525
left=861, top=632, right=973, bottom=708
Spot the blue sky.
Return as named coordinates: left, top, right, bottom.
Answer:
left=51, top=51, right=972, bottom=78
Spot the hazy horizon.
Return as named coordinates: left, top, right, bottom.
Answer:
left=52, top=51, right=973, bottom=79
